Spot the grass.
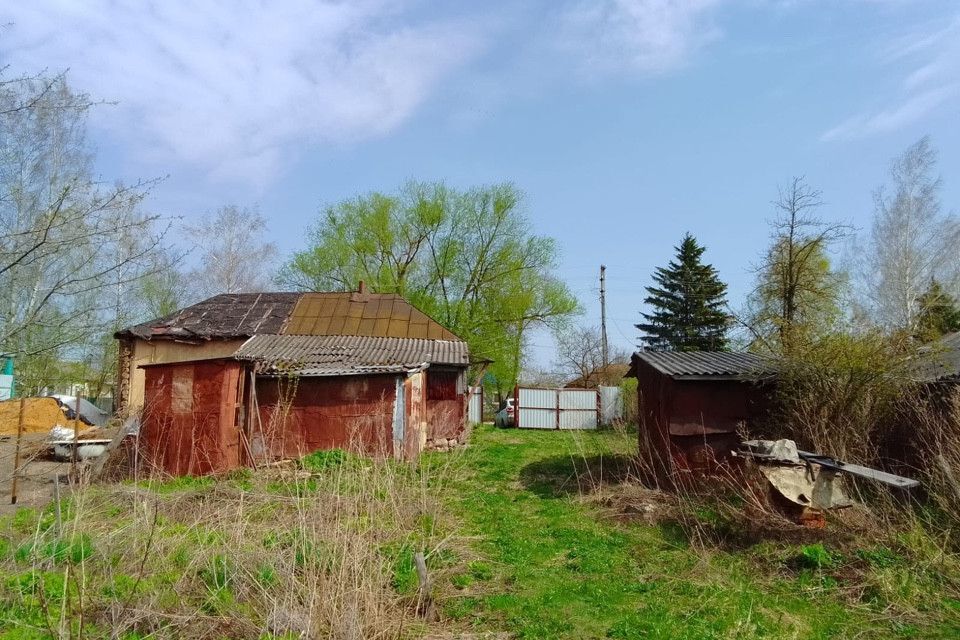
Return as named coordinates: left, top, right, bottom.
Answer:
left=439, top=424, right=960, bottom=639
left=0, top=425, right=958, bottom=639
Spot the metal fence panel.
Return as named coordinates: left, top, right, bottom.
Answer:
left=558, top=389, right=597, bottom=410
left=518, top=387, right=557, bottom=409
left=468, top=387, right=483, bottom=423
left=518, top=408, right=558, bottom=429
left=599, top=386, right=622, bottom=425
left=559, top=410, right=597, bottom=430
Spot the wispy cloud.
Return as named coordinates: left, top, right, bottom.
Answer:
left=554, top=0, right=725, bottom=76
left=821, top=14, right=960, bottom=141
left=1, top=1, right=486, bottom=184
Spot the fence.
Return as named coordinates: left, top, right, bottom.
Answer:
left=468, top=386, right=483, bottom=424
left=514, top=386, right=622, bottom=430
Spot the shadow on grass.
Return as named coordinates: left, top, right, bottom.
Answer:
left=518, top=453, right=643, bottom=498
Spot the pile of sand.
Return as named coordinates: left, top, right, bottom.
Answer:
left=0, top=397, right=71, bottom=436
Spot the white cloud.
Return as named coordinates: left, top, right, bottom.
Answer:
left=1, top=1, right=486, bottom=184
left=821, top=15, right=960, bottom=141
left=821, top=85, right=956, bottom=141
left=555, top=0, right=724, bottom=75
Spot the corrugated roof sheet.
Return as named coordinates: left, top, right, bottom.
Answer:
left=630, top=350, right=774, bottom=380
left=282, top=292, right=461, bottom=341
left=910, top=331, right=960, bottom=382
left=116, top=293, right=301, bottom=340
left=234, top=334, right=469, bottom=377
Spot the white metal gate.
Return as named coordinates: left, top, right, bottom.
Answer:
left=515, top=387, right=599, bottom=430
left=516, top=387, right=559, bottom=429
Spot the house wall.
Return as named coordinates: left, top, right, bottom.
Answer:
left=119, top=338, right=246, bottom=415
left=425, top=367, right=467, bottom=447
left=140, top=360, right=245, bottom=476
left=404, top=370, right=427, bottom=458
left=255, top=374, right=400, bottom=459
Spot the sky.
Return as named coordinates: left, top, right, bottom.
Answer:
left=2, top=0, right=958, bottom=369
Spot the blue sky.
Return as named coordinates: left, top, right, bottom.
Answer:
left=3, top=1, right=958, bottom=367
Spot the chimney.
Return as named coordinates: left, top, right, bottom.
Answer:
left=352, top=280, right=370, bottom=302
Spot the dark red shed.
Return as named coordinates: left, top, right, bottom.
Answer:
left=627, top=351, right=774, bottom=482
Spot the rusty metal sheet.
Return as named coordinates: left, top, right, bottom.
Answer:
left=234, top=334, right=468, bottom=377
left=285, top=292, right=461, bottom=341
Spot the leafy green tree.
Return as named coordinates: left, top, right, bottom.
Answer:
left=746, top=178, right=847, bottom=354
left=914, top=280, right=960, bottom=342
left=637, top=233, right=729, bottom=351
left=280, top=181, right=579, bottom=394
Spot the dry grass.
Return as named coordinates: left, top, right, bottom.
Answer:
left=1, top=444, right=462, bottom=640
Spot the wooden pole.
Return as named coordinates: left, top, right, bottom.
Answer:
left=10, top=397, right=26, bottom=504
left=53, top=474, right=62, bottom=536
left=413, top=551, right=436, bottom=620
left=600, top=264, right=609, bottom=371
left=71, top=393, right=81, bottom=479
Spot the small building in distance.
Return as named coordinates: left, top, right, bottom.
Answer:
left=563, top=362, right=630, bottom=389
left=626, top=350, right=774, bottom=481
left=116, top=284, right=471, bottom=476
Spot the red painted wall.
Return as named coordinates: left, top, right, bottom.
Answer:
left=255, top=374, right=397, bottom=458
left=635, top=361, right=768, bottom=480
left=140, top=360, right=243, bottom=476
left=426, top=368, right=466, bottom=441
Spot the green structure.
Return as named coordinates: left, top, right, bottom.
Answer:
left=0, top=355, right=13, bottom=400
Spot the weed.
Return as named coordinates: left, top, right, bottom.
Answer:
left=794, top=543, right=842, bottom=571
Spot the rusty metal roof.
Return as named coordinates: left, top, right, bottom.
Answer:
left=234, top=334, right=469, bottom=377
left=629, top=350, right=774, bottom=380
left=116, top=293, right=301, bottom=341
left=117, top=290, right=466, bottom=344
left=282, top=292, right=461, bottom=340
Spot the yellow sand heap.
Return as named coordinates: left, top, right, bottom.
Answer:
left=0, top=397, right=71, bottom=436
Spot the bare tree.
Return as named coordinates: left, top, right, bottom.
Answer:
left=554, top=325, right=630, bottom=387
left=745, top=177, right=848, bottom=354
left=0, top=72, right=174, bottom=391
left=860, top=137, right=960, bottom=334
left=185, top=205, right=278, bottom=299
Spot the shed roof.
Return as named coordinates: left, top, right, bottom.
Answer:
left=116, top=293, right=300, bottom=340
left=627, top=350, right=774, bottom=381
left=910, top=331, right=960, bottom=382
left=234, top=334, right=469, bottom=377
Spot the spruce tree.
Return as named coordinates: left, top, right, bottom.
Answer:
left=637, top=233, right=730, bottom=351
left=915, top=280, right=960, bottom=342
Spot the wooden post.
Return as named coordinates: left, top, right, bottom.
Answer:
left=53, top=474, right=62, bottom=536
left=71, top=393, right=82, bottom=478
left=10, top=397, right=26, bottom=504
left=413, top=551, right=436, bottom=620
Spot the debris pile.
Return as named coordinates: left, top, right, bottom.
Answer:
left=737, top=439, right=919, bottom=527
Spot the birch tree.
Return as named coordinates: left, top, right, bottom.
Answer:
left=185, top=205, right=278, bottom=299
left=861, top=137, right=960, bottom=334
left=0, top=72, right=174, bottom=392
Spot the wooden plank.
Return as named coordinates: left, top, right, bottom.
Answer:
left=797, top=451, right=920, bottom=489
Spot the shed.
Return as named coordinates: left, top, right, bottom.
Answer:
left=626, top=350, right=774, bottom=480
left=121, top=285, right=472, bottom=476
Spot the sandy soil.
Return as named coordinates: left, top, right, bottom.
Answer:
left=0, top=433, right=99, bottom=515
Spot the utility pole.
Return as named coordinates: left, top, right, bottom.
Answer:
left=600, top=265, right=608, bottom=370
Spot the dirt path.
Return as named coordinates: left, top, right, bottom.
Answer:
left=0, top=435, right=72, bottom=515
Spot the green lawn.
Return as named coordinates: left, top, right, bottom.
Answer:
left=439, top=424, right=960, bottom=639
